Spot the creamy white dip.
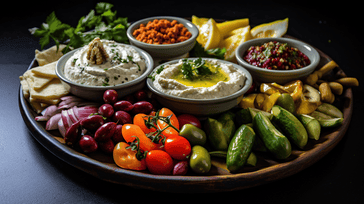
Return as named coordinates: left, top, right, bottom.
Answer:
left=64, top=40, right=146, bottom=86
left=153, top=59, right=246, bottom=99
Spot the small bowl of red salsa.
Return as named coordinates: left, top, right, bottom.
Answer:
left=235, top=37, right=319, bottom=84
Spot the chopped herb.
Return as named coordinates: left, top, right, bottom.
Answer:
left=102, top=77, right=110, bottom=86
left=156, top=65, right=165, bottom=74
left=72, top=58, right=78, bottom=65
left=181, top=59, right=194, bottom=80
left=148, top=65, right=165, bottom=81
left=180, top=57, right=212, bottom=80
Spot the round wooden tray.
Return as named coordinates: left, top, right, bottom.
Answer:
left=19, top=38, right=353, bottom=193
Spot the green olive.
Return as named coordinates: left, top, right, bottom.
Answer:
left=179, top=124, right=207, bottom=146
left=189, top=145, right=211, bottom=174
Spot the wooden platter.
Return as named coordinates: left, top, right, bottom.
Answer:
left=19, top=37, right=353, bottom=193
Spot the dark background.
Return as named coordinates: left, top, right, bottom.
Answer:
left=1, top=0, right=363, bottom=203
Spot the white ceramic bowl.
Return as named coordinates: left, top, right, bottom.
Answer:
left=235, top=37, right=320, bottom=84
left=56, top=44, right=154, bottom=102
left=127, top=16, right=199, bottom=58
left=146, top=58, right=253, bottom=116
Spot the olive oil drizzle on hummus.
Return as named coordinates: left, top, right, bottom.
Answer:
left=171, top=58, right=230, bottom=88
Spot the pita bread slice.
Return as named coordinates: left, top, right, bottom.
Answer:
left=19, top=76, right=30, bottom=100
left=24, top=69, right=53, bottom=91
left=29, top=78, right=69, bottom=100
left=30, top=96, right=61, bottom=105
left=35, top=44, right=66, bottom=66
left=31, top=61, right=58, bottom=78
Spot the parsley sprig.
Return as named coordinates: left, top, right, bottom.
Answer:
left=181, top=58, right=212, bottom=80
left=30, top=2, right=129, bottom=54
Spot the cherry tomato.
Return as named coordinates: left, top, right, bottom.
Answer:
left=164, top=135, right=191, bottom=160
left=145, top=150, right=173, bottom=175
left=157, top=108, right=179, bottom=137
left=122, top=124, right=158, bottom=152
left=113, top=142, right=146, bottom=171
left=177, top=114, right=201, bottom=129
left=133, top=113, right=157, bottom=134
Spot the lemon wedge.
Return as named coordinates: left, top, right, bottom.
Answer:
left=251, top=18, right=288, bottom=38
left=191, top=15, right=209, bottom=28
left=196, top=18, right=221, bottom=50
left=219, top=25, right=251, bottom=62
left=217, top=18, right=249, bottom=38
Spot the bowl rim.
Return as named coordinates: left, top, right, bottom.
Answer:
left=235, top=37, right=320, bottom=75
left=126, top=16, right=199, bottom=48
left=56, top=42, right=154, bottom=90
left=146, top=57, right=253, bottom=104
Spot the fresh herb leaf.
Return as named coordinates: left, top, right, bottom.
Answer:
left=181, top=59, right=194, bottom=80
left=95, top=2, right=114, bottom=14
left=189, top=42, right=226, bottom=59
left=30, top=3, right=128, bottom=53
left=206, top=47, right=226, bottom=59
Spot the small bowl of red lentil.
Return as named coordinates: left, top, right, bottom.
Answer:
left=127, top=16, right=199, bottom=58
left=235, top=37, right=320, bottom=84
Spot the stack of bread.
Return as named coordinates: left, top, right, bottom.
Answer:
left=19, top=45, right=69, bottom=113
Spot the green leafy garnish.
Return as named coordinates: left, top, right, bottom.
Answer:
left=30, top=2, right=129, bottom=54
left=189, top=42, right=226, bottom=59
left=148, top=65, right=165, bottom=81
left=181, top=57, right=212, bottom=80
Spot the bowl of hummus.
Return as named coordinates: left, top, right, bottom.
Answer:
left=147, top=58, right=252, bottom=116
left=56, top=38, right=154, bottom=101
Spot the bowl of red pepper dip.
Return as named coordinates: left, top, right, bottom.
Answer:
left=127, top=16, right=198, bottom=58
left=235, top=37, right=319, bottom=84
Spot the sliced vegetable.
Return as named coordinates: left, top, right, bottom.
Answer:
left=301, top=84, right=321, bottom=103
left=271, top=105, right=308, bottom=149
left=248, top=107, right=272, bottom=120
left=217, top=111, right=236, bottom=143
left=316, top=103, right=343, bottom=118
left=310, top=111, right=343, bottom=128
left=296, top=114, right=321, bottom=140
left=238, top=93, right=257, bottom=109
left=253, top=112, right=291, bottom=159
left=296, top=84, right=321, bottom=114
left=246, top=152, right=257, bottom=166
left=275, top=93, right=295, bottom=114
left=204, top=117, right=229, bottom=151
left=254, top=93, right=268, bottom=109
left=261, top=92, right=281, bottom=112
